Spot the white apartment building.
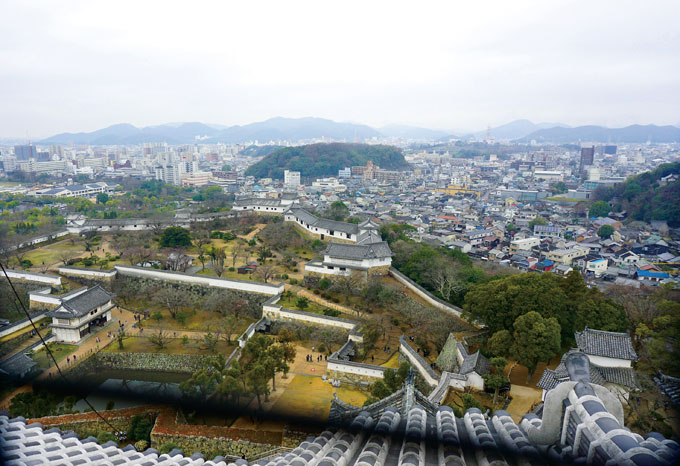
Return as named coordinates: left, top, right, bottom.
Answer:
left=284, top=170, right=301, bottom=190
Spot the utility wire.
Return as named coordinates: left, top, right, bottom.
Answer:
left=0, top=261, right=124, bottom=438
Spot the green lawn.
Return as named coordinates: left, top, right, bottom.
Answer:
left=278, top=293, right=329, bottom=314
left=30, top=342, right=77, bottom=368
left=140, top=308, right=254, bottom=334
left=104, top=336, right=236, bottom=355
left=195, top=267, right=279, bottom=284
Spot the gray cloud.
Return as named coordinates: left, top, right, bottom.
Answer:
left=1, top=0, right=679, bottom=137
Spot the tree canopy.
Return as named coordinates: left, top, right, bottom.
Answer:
left=244, top=143, right=410, bottom=179
left=598, top=224, right=614, bottom=239
left=463, top=271, right=626, bottom=344
left=159, top=226, right=192, bottom=248
left=592, top=161, right=680, bottom=226
left=589, top=200, right=611, bottom=219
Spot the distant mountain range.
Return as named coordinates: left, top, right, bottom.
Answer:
left=40, top=117, right=380, bottom=145
left=516, top=124, right=680, bottom=143
left=38, top=117, right=680, bottom=145
left=470, top=119, right=571, bottom=140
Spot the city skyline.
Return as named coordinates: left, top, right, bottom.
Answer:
left=1, top=1, right=679, bottom=138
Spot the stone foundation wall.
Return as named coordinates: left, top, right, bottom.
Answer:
left=29, top=406, right=160, bottom=440
left=151, top=408, right=281, bottom=459
left=326, top=369, right=381, bottom=386
left=368, top=265, right=390, bottom=276
left=80, top=352, right=208, bottom=374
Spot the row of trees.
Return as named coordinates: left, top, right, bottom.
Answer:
left=179, top=334, right=296, bottom=411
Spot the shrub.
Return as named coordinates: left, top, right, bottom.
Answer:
left=293, top=268, right=298, bottom=272
left=105, top=400, right=115, bottom=411
left=391, top=317, right=400, bottom=326
left=175, top=311, right=188, bottom=326
left=331, top=297, right=340, bottom=303
left=151, top=311, right=163, bottom=322
left=281, top=273, right=289, bottom=279
left=289, top=278, right=298, bottom=285
left=318, top=344, right=326, bottom=353
left=313, top=289, right=320, bottom=295
left=97, top=431, right=117, bottom=444
left=159, top=442, right=180, bottom=455
left=134, top=440, right=149, bottom=451
left=181, top=335, right=189, bottom=345
left=228, top=266, right=235, bottom=272
left=127, top=415, right=153, bottom=443
left=462, top=393, right=483, bottom=411
left=322, top=308, right=341, bottom=317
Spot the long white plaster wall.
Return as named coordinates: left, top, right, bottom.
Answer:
left=5, top=269, right=62, bottom=286
left=327, top=360, right=386, bottom=379
left=58, top=266, right=117, bottom=279
left=389, top=268, right=463, bottom=318
left=262, top=305, right=357, bottom=330
left=115, top=265, right=284, bottom=295
left=399, top=340, right=439, bottom=387
left=29, top=289, right=62, bottom=307
left=0, top=311, right=49, bottom=338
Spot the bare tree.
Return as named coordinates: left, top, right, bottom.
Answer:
left=192, top=229, right=211, bottom=250
left=163, top=248, right=190, bottom=272
left=148, top=213, right=171, bottom=236
left=231, top=244, right=242, bottom=268
left=149, top=329, right=170, bottom=349
left=331, top=271, right=364, bottom=303
left=211, top=247, right=226, bottom=277
left=256, top=264, right=277, bottom=283
left=428, top=264, right=465, bottom=302
left=123, top=247, right=155, bottom=266
left=81, top=231, right=98, bottom=252
left=152, top=287, right=188, bottom=319
left=217, top=314, right=239, bottom=343
left=58, top=250, right=78, bottom=265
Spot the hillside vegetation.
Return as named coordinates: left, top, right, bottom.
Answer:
left=592, top=162, right=680, bottom=226
left=244, top=143, right=410, bottom=179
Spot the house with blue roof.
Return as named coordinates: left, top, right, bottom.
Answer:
left=636, top=269, right=670, bottom=282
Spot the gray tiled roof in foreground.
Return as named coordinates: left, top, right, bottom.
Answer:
left=2, top=354, right=678, bottom=465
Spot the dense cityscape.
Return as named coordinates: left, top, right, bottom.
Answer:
left=1, top=1, right=679, bottom=465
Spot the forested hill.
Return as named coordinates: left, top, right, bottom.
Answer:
left=592, top=161, right=680, bottom=226
left=244, top=143, right=410, bottom=179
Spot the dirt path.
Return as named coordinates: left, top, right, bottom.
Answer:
left=506, top=384, right=543, bottom=423
left=239, top=224, right=267, bottom=241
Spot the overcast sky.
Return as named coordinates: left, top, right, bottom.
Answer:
left=1, top=0, right=679, bottom=138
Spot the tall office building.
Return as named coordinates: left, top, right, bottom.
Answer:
left=578, top=146, right=595, bottom=177
left=284, top=170, right=300, bottom=190
left=14, top=144, right=37, bottom=161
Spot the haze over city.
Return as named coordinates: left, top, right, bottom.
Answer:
left=1, top=0, right=679, bottom=138
left=1, top=2, right=680, bottom=466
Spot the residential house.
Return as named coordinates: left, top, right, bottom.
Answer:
left=545, top=247, right=588, bottom=266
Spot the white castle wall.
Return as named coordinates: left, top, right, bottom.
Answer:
left=4, top=269, right=62, bottom=286
left=58, top=266, right=118, bottom=280
left=115, top=265, right=284, bottom=296
left=389, top=268, right=463, bottom=318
